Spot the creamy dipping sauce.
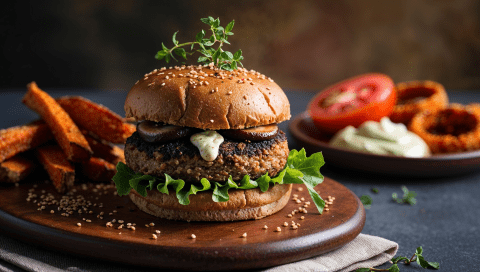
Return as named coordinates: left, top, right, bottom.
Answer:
left=329, top=117, right=430, bottom=157
left=190, top=131, right=224, bottom=161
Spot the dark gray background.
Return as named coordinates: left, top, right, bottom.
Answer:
left=2, top=1, right=480, bottom=91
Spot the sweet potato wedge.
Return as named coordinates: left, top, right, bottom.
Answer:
left=83, top=133, right=125, bottom=164
left=0, top=154, right=36, bottom=183
left=23, top=82, right=92, bottom=162
left=36, top=145, right=75, bottom=193
left=0, top=120, right=52, bottom=163
left=81, top=157, right=116, bottom=182
left=57, top=96, right=135, bottom=143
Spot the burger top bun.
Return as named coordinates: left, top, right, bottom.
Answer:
left=124, top=65, right=291, bottom=130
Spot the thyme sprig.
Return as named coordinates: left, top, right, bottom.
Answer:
left=155, top=16, right=244, bottom=71
left=356, top=246, right=439, bottom=271
left=392, top=186, right=417, bottom=205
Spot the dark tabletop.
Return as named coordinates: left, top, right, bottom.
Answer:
left=1, top=88, right=479, bottom=271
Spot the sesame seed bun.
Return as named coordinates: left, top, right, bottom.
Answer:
left=124, top=66, right=291, bottom=130
left=129, top=184, right=292, bottom=221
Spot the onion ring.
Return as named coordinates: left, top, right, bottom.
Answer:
left=408, top=103, right=480, bottom=154
left=390, top=80, right=448, bottom=125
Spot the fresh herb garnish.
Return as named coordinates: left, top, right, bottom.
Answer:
left=372, top=187, right=379, bottom=194
left=355, top=246, right=439, bottom=271
left=113, top=148, right=326, bottom=214
left=360, top=195, right=372, bottom=209
left=155, top=16, right=244, bottom=71
left=392, top=186, right=417, bottom=205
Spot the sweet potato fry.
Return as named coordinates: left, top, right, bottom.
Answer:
left=83, top=133, right=125, bottom=164
left=57, top=96, right=135, bottom=143
left=23, top=82, right=92, bottom=162
left=36, top=145, right=75, bottom=193
left=81, top=157, right=116, bottom=182
left=0, top=155, right=36, bottom=183
left=0, top=120, right=52, bottom=163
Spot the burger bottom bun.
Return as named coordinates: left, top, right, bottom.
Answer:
left=129, top=184, right=292, bottom=221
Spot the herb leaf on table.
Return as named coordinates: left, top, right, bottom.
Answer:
left=355, top=246, right=439, bottom=271
left=392, top=186, right=417, bottom=205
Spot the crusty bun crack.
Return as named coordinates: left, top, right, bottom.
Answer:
left=113, top=65, right=326, bottom=221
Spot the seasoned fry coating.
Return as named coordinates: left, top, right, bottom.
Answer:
left=390, top=81, right=448, bottom=125
left=0, top=120, right=52, bottom=163
left=36, top=145, right=75, bottom=193
left=81, top=157, right=116, bottom=182
left=0, top=155, right=35, bottom=183
left=57, top=96, right=135, bottom=143
left=409, top=104, right=480, bottom=153
left=83, top=133, right=125, bottom=164
left=23, top=82, right=92, bottom=162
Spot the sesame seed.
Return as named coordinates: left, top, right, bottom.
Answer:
left=76, top=223, right=82, bottom=227
left=241, top=232, right=247, bottom=238
left=131, top=226, right=136, bottom=231
left=287, top=214, right=293, bottom=218
left=151, top=234, right=158, bottom=240
left=190, top=234, right=196, bottom=239
left=297, top=187, right=304, bottom=191
left=300, top=216, right=305, bottom=220
left=155, top=230, right=161, bottom=234
left=161, top=83, right=165, bottom=86
left=275, top=227, right=282, bottom=232
left=263, top=225, right=268, bottom=229
left=149, top=223, right=155, bottom=227
left=283, top=222, right=288, bottom=227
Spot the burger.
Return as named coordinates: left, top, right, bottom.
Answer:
left=113, top=64, right=325, bottom=221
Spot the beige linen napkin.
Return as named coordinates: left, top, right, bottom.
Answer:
left=0, top=232, right=397, bottom=272
left=263, top=234, right=398, bottom=272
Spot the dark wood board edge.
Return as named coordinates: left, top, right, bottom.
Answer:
left=0, top=181, right=365, bottom=271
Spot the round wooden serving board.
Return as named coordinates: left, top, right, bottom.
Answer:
left=0, top=177, right=365, bottom=271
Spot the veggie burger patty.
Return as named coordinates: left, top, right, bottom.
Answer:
left=125, top=130, right=289, bottom=183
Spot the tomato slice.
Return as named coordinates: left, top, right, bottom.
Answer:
left=307, top=73, right=396, bottom=134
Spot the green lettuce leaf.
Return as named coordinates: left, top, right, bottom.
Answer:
left=112, top=148, right=326, bottom=213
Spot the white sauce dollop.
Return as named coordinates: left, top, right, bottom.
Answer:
left=329, top=117, right=430, bottom=157
left=190, top=130, right=224, bottom=161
